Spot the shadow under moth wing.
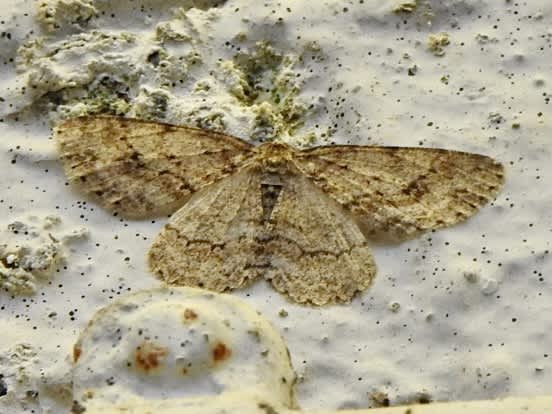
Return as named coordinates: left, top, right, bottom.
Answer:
left=54, top=116, right=253, bottom=219
left=55, top=116, right=505, bottom=305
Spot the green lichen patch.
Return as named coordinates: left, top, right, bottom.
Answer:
left=13, top=8, right=314, bottom=143
left=393, top=1, right=418, bottom=13
left=0, top=216, right=88, bottom=295
left=183, top=105, right=226, bottom=132
left=427, top=32, right=450, bottom=57
left=15, top=31, right=141, bottom=117
left=37, top=0, right=98, bottom=33
left=17, top=31, right=137, bottom=71
left=218, top=41, right=285, bottom=105
left=155, top=19, right=195, bottom=43
left=13, top=26, right=199, bottom=121
left=132, top=88, right=171, bottom=120
left=58, top=75, right=133, bottom=118
left=217, top=41, right=309, bottom=142
left=391, top=0, right=436, bottom=25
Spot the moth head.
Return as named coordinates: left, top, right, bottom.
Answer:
left=255, top=141, right=296, bottom=171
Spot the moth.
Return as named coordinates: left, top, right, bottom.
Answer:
left=55, top=116, right=504, bottom=305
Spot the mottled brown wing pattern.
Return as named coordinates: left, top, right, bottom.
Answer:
left=55, top=116, right=253, bottom=219
left=294, top=146, right=504, bottom=241
left=148, top=165, right=376, bottom=305
left=263, top=172, right=376, bottom=305
left=148, top=167, right=266, bottom=293
left=54, top=115, right=505, bottom=305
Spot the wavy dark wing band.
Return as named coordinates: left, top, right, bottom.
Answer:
left=294, top=145, right=505, bottom=240
left=55, top=116, right=253, bottom=218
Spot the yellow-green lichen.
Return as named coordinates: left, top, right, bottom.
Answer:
left=37, top=0, right=98, bottom=33
left=185, top=107, right=226, bottom=132
left=158, top=54, right=194, bottom=89
left=13, top=29, right=195, bottom=119
left=251, top=102, right=283, bottom=141
left=393, top=1, right=418, bottom=13
left=294, top=131, right=317, bottom=148
left=217, top=41, right=308, bottom=142
left=148, top=48, right=201, bottom=89
left=55, top=74, right=135, bottom=118
left=392, top=0, right=435, bottom=24
left=132, top=88, right=171, bottom=120
left=155, top=20, right=194, bottom=43
left=475, top=33, right=499, bottom=45
left=60, top=95, right=131, bottom=118
left=217, top=60, right=252, bottom=102
left=303, top=40, right=322, bottom=53
left=193, top=79, right=213, bottom=93
left=234, top=32, right=248, bottom=42
left=17, top=31, right=137, bottom=74
left=155, top=4, right=221, bottom=42
left=223, top=41, right=285, bottom=105
left=427, top=32, right=450, bottom=57
left=0, top=216, right=87, bottom=295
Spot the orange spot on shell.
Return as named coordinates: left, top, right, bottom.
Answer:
left=183, top=308, right=198, bottom=322
left=181, top=367, right=188, bottom=375
left=134, top=342, right=168, bottom=373
left=212, top=342, right=231, bottom=363
left=73, top=345, right=82, bottom=363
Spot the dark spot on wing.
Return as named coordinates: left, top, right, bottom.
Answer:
left=261, top=183, right=283, bottom=223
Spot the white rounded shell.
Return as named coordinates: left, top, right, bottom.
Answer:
left=72, top=287, right=296, bottom=411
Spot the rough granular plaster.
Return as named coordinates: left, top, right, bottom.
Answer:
left=0, top=0, right=551, bottom=411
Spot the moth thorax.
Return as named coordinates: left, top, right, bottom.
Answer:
left=256, top=142, right=295, bottom=170
left=262, top=159, right=290, bottom=175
